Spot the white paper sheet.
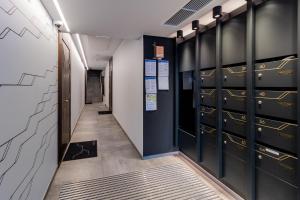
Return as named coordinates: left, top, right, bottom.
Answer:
left=158, top=60, right=169, bottom=77
left=145, top=59, right=157, bottom=76
left=146, top=94, right=157, bottom=111
left=158, top=76, right=169, bottom=90
left=145, top=77, right=157, bottom=94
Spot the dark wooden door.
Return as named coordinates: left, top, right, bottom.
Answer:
left=58, top=33, right=71, bottom=162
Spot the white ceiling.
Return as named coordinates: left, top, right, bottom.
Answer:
left=41, top=0, right=229, bottom=69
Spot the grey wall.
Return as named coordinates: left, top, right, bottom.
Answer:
left=0, top=0, right=58, bottom=199
left=86, top=70, right=102, bottom=103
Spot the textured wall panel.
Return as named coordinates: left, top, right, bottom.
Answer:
left=0, top=0, right=58, bottom=199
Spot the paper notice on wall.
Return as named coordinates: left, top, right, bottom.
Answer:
left=158, top=60, right=169, bottom=77
left=145, top=77, right=157, bottom=94
left=146, top=94, right=157, bottom=111
left=158, top=76, right=169, bottom=90
left=145, top=59, right=157, bottom=76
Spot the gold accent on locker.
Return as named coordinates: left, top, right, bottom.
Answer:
left=200, top=89, right=216, bottom=95
left=255, top=56, right=297, bottom=72
left=256, top=91, right=297, bottom=100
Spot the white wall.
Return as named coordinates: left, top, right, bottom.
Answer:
left=62, top=34, right=86, bottom=133
left=112, top=38, right=144, bottom=156
left=103, top=63, right=110, bottom=108
left=0, top=0, right=58, bottom=199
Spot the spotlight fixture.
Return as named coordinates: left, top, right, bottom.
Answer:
left=192, top=20, right=199, bottom=30
left=213, top=6, right=222, bottom=19
left=177, top=30, right=183, bottom=38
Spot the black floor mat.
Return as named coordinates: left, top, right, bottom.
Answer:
left=63, top=140, right=97, bottom=161
left=98, top=111, right=112, bottom=115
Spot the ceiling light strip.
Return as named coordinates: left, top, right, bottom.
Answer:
left=52, top=0, right=70, bottom=32
left=76, top=34, right=89, bottom=70
left=52, top=0, right=88, bottom=70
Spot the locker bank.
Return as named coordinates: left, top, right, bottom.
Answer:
left=2, top=0, right=300, bottom=199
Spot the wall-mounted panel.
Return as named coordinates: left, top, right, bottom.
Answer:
left=178, top=38, right=195, bottom=72
left=255, top=0, right=297, bottom=60
left=222, top=13, right=246, bottom=65
left=200, top=28, right=216, bottom=69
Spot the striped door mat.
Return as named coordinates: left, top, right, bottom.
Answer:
left=59, top=163, right=223, bottom=200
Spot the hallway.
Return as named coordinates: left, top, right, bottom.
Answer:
left=45, top=104, right=237, bottom=200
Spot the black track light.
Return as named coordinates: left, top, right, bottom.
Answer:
left=192, top=20, right=199, bottom=30
left=213, top=6, right=222, bottom=19
left=177, top=30, right=183, bottom=38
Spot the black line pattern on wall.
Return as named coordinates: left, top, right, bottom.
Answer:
left=0, top=4, right=17, bottom=15
left=0, top=102, right=57, bottom=186
left=0, top=78, right=57, bottom=148
left=10, top=124, right=57, bottom=200
left=0, top=66, right=57, bottom=87
left=0, top=0, right=54, bottom=40
left=0, top=0, right=59, bottom=199
left=0, top=26, right=41, bottom=39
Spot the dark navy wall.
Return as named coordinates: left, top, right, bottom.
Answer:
left=143, top=35, right=176, bottom=156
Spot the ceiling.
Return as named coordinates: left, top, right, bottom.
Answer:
left=41, top=0, right=229, bottom=69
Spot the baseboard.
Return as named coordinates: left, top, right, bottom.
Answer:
left=142, top=151, right=179, bottom=160
left=178, top=152, right=244, bottom=200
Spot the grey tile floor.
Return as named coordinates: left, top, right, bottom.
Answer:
left=45, top=103, right=237, bottom=200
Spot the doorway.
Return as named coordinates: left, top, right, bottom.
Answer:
left=58, top=33, right=71, bottom=162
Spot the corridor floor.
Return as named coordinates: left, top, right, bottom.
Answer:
left=45, top=104, right=238, bottom=200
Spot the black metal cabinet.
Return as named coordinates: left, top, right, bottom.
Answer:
left=223, top=111, right=247, bottom=137
left=200, top=69, right=216, bottom=87
left=223, top=133, right=247, bottom=198
left=200, top=106, right=216, bottom=127
left=200, top=89, right=216, bottom=107
left=179, top=130, right=197, bottom=161
left=222, top=89, right=247, bottom=112
left=255, top=57, right=297, bottom=88
left=256, top=90, right=297, bottom=121
left=256, top=144, right=298, bottom=200
left=222, top=66, right=246, bottom=88
left=200, top=125, right=218, bottom=176
left=256, top=117, right=297, bottom=154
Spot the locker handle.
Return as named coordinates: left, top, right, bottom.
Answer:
left=201, top=131, right=204, bottom=135
left=224, top=140, right=227, bottom=145
left=224, top=119, right=227, bottom=123
left=201, top=113, right=204, bottom=117
left=224, top=75, right=227, bottom=81
left=258, top=155, right=263, bottom=160
left=258, top=100, right=263, bottom=107
left=224, top=97, right=227, bottom=103
left=257, top=127, right=262, bottom=132
left=201, top=77, right=204, bottom=82
left=258, top=73, right=263, bottom=79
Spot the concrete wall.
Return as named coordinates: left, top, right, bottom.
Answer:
left=112, top=38, right=144, bottom=155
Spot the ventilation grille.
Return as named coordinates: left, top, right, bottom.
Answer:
left=164, top=0, right=212, bottom=26
left=165, top=9, right=195, bottom=26
left=184, top=0, right=212, bottom=11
